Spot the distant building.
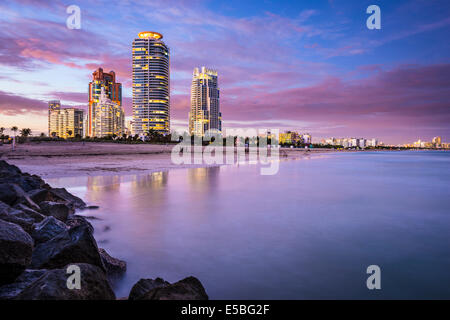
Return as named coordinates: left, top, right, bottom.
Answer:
left=48, top=102, right=84, bottom=139
left=432, top=136, right=442, bottom=147
left=132, top=31, right=170, bottom=136
left=189, top=67, right=221, bottom=137
left=279, top=131, right=311, bottom=145
left=48, top=100, right=61, bottom=136
left=125, top=120, right=134, bottom=136
left=302, top=134, right=312, bottom=144
left=279, top=131, right=302, bottom=145
left=88, top=68, right=122, bottom=137
left=321, top=137, right=378, bottom=148
left=92, top=88, right=125, bottom=138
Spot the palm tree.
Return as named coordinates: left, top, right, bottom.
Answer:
left=0, top=127, right=4, bottom=144
left=20, top=128, right=32, bottom=137
left=67, top=130, right=73, bottom=138
left=11, top=126, right=18, bottom=137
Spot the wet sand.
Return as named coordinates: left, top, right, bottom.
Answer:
left=0, top=141, right=334, bottom=178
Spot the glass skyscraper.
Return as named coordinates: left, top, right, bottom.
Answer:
left=189, top=67, right=221, bottom=137
left=88, top=68, right=122, bottom=137
left=132, top=31, right=170, bottom=136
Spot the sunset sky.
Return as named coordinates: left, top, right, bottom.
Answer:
left=0, top=0, right=449, bottom=144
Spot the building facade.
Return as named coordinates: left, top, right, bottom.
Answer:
left=92, top=88, right=125, bottom=138
left=88, top=68, right=122, bottom=137
left=48, top=103, right=84, bottom=139
left=48, top=100, right=61, bottom=136
left=432, top=136, right=442, bottom=147
left=132, top=31, right=170, bottom=136
left=189, top=67, right=221, bottom=137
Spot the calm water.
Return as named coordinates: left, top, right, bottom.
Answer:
left=47, top=151, right=450, bottom=299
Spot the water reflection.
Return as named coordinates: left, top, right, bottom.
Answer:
left=48, top=153, right=450, bottom=299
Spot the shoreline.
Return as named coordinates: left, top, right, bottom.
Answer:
left=0, top=141, right=337, bottom=179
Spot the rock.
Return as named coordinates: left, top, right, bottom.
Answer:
left=0, top=183, right=40, bottom=211
left=0, top=160, right=21, bottom=176
left=49, top=188, right=86, bottom=209
left=0, top=269, right=46, bottom=300
left=0, top=183, right=22, bottom=206
left=0, top=208, right=35, bottom=234
left=31, top=224, right=105, bottom=271
left=65, top=215, right=94, bottom=234
left=15, top=263, right=115, bottom=300
left=39, top=201, right=71, bottom=222
left=134, top=276, right=208, bottom=300
left=1, top=201, right=45, bottom=233
left=98, top=248, right=126, bottom=279
left=13, top=203, right=45, bottom=223
left=27, top=189, right=53, bottom=204
left=28, top=188, right=86, bottom=210
left=15, top=175, right=47, bottom=193
left=0, top=219, right=34, bottom=285
left=128, top=277, right=170, bottom=300
left=0, top=164, right=47, bottom=192
left=31, top=216, right=67, bottom=244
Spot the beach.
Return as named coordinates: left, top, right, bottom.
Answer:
left=0, top=141, right=334, bottom=179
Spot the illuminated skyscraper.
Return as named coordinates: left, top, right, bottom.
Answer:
left=132, top=31, right=170, bottom=136
left=48, top=100, right=61, bottom=136
left=93, top=88, right=125, bottom=138
left=432, top=136, right=442, bottom=147
left=189, top=67, right=221, bottom=136
left=48, top=104, right=83, bottom=139
left=88, top=68, right=122, bottom=137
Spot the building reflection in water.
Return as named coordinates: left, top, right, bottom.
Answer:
left=187, top=166, right=220, bottom=192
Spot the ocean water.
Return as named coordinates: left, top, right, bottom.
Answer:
left=47, top=151, right=450, bottom=299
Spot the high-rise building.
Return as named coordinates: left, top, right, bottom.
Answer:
left=88, top=68, right=122, bottom=137
left=189, top=67, right=221, bottom=137
left=92, top=88, right=125, bottom=138
left=48, top=104, right=84, bottom=139
left=432, top=136, right=442, bottom=147
left=279, top=131, right=301, bottom=144
left=132, top=31, right=170, bottom=136
left=48, top=100, right=61, bottom=136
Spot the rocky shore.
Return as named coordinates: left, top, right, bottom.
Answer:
left=0, top=160, right=208, bottom=300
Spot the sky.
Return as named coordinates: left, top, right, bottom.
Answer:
left=0, top=0, right=449, bottom=144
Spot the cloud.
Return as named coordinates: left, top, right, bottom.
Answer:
left=0, top=90, right=47, bottom=116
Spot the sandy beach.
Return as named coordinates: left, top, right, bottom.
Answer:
left=0, top=141, right=334, bottom=179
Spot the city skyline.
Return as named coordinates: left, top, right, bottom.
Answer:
left=0, top=0, right=450, bottom=144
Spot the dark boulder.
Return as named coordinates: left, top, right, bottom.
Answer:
left=0, top=208, right=35, bottom=234
left=0, top=160, right=21, bottom=176
left=0, top=219, right=34, bottom=285
left=1, top=201, right=46, bottom=233
left=31, top=224, right=105, bottom=271
left=27, top=189, right=53, bottom=204
left=66, top=215, right=94, bottom=234
left=13, top=203, right=45, bottom=223
left=0, top=269, right=46, bottom=300
left=28, top=188, right=86, bottom=210
left=133, top=276, right=208, bottom=300
left=15, top=263, right=115, bottom=300
left=128, top=277, right=170, bottom=300
left=0, top=183, right=22, bottom=206
left=0, top=183, right=40, bottom=211
left=49, top=188, right=86, bottom=209
left=15, top=175, right=47, bottom=193
left=39, top=201, right=72, bottom=222
left=31, top=216, right=67, bottom=244
left=98, top=248, right=126, bottom=279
